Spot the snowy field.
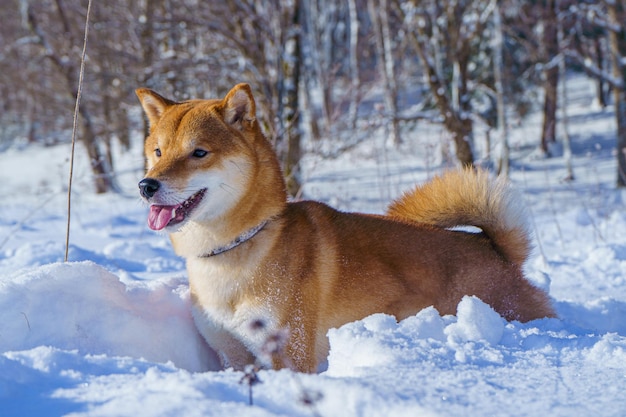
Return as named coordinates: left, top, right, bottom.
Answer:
left=1, top=77, right=626, bottom=416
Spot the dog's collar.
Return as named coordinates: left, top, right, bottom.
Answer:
left=199, top=220, right=268, bottom=258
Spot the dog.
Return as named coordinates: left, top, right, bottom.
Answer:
left=136, top=83, right=555, bottom=372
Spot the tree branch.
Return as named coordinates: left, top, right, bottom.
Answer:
left=565, top=48, right=624, bottom=89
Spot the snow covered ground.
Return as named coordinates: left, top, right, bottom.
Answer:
left=1, top=77, right=626, bottom=416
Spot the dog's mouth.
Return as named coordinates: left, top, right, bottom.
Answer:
left=147, top=189, right=207, bottom=231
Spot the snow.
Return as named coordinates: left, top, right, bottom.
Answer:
left=0, top=262, right=217, bottom=372
left=2, top=76, right=626, bottom=416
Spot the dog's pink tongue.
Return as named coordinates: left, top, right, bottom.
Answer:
left=148, top=205, right=176, bottom=231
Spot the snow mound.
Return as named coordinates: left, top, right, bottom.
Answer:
left=1, top=261, right=626, bottom=416
left=326, top=297, right=507, bottom=377
left=0, top=262, right=218, bottom=372
left=444, top=295, right=505, bottom=345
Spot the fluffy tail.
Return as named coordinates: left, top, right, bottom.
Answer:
left=387, top=168, right=531, bottom=265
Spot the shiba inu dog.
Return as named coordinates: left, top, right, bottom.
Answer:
left=136, top=83, right=555, bottom=372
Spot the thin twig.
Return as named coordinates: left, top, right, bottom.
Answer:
left=65, top=0, right=93, bottom=262
left=21, top=312, right=31, bottom=331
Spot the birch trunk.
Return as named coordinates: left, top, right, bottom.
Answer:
left=557, top=9, right=574, bottom=181
left=368, top=0, right=400, bottom=145
left=608, top=1, right=626, bottom=187
left=347, top=0, right=360, bottom=130
left=493, top=3, right=509, bottom=177
left=282, top=0, right=302, bottom=197
left=540, top=0, right=559, bottom=156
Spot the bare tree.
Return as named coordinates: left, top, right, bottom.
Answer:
left=281, top=0, right=303, bottom=196
left=493, top=2, right=510, bottom=177
left=4, top=0, right=624, bottom=192
left=169, top=1, right=304, bottom=195
left=401, top=0, right=496, bottom=167
left=607, top=0, right=626, bottom=186
left=565, top=0, right=626, bottom=186
left=556, top=2, right=574, bottom=181
left=503, top=0, right=569, bottom=158
left=301, top=0, right=336, bottom=137
left=347, top=0, right=361, bottom=130
left=538, top=0, right=560, bottom=157
left=368, top=0, right=400, bottom=145
left=25, top=1, right=116, bottom=193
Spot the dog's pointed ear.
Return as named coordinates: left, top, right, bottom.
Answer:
left=223, top=83, right=256, bottom=130
left=135, top=88, right=177, bottom=128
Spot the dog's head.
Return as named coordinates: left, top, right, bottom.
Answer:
left=136, top=84, right=263, bottom=232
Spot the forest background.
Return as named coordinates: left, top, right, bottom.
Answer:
left=1, top=0, right=625, bottom=195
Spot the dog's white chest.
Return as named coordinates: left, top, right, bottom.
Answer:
left=187, top=258, right=280, bottom=361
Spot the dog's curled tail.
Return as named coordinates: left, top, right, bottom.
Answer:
left=387, top=168, right=531, bottom=266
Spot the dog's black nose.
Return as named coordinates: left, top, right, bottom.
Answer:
left=139, top=178, right=160, bottom=199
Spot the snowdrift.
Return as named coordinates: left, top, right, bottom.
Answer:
left=2, top=259, right=626, bottom=416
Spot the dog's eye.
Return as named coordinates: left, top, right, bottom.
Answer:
left=192, top=149, right=208, bottom=158
left=155, top=148, right=161, bottom=157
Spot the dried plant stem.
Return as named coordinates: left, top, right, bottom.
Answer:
left=65, top=0, right=93, bottom=262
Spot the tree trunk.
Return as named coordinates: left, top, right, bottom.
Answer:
left=616, top=87, right=626, bottom=187
left=594, top=36, right=608, bottom=108
left=540, top=0, right=559, bottom=156
left=368, top=0, right=400, bottom=146
left=282, top=0, right=302, bottom=197
left=493, top=3, right=510, bottom=177
left=557, top=10, right=574, bottom=181
left=608, top=1, right=626, bottom=187
left=347, top=0, right=360, bottom=130
left=448, top=117, right=475, bottom=168
left=412, top=42, right=474, bottom=167
left=541, top=66, right=559, bottom=155
left=81, top=113, right=115, bottom=194
left=403, top=1, right=475, bottom=167
left=26, top=3, right=115, bottom=193
left=305, top=0, right=332, bottom=135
